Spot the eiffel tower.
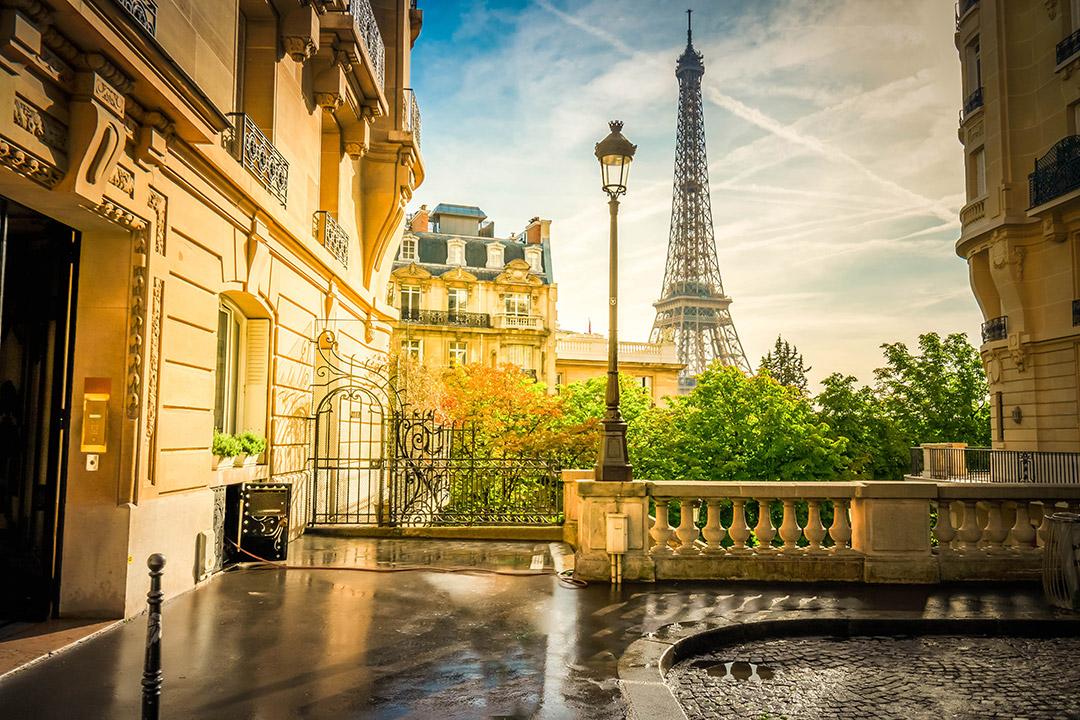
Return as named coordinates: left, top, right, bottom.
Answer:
left=651, top=9, right=751, bottom=389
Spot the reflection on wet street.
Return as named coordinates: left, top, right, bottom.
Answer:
left=0, top=537, right=1058, bottom=719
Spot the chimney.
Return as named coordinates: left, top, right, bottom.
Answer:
left=409, top=204, right=430, bottom=232
left=525, top=216, right=543, bottom=245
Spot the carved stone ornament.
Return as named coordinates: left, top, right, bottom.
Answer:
left=0, top=137, right=62, bottom=187
left=1008, top=333, right=1029, bottom=374
left=147, top=188, right=167, bottom=255
left=983, top=353, right=1003, bottom=385
left=1047, top=0, right=1059, bottom=20
left=145, top=276, right=164, bottom=478
left=324, top=280, right=338, bottom=319
left=314, top=92, right=344, bottom=111
left=55, top=72, right=126, bottom=202
left=110, top=165, right=136, bottom=198
left=124, top=219, right=151, bottom=420
left=13, top=97, right=68, bottom=151
left=283, top=36, right=316, bottom=63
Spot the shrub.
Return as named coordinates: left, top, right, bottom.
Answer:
left=236, top=431, right=267, bottom=456
left=212, top=431, right=242, bottom=458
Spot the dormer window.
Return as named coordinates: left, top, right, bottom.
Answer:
left=524, top=246, right=542, bottom=273
left=401, top=234, right=418, bottom=261
left=447, top=238, right=465, bottom=266
left=486, top=242, right=505, bottom=269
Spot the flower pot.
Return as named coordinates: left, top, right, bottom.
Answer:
left=214, top=455, right=236, bottom=470
left=239, top=454, right=258, bottom=467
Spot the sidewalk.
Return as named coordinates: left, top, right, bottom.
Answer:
left=0, top=536, right=1071, bottom=719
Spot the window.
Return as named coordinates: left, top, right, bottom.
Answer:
left=449, top=341, right=468, bottom=366
left=1073, top=0, right=1080, bottom=31
left=447, top=239, right=465, bottom=266
left=401, top=234, right=417, bottom=261
left=638, top=375, right=654, bottom=394
left=966, top=38, right=981, bottom=94
left=996, top=391, right=1004, bottom=442
left=402, top=339, right=422, bottom=361
left=524, top=247, right=542, bottom=273
left=504, top=292, right=531, bottom=316
left=400, top=285, right=421, bottom=320
left=1073, top=103, right=1080, bottom=135
left=506, top=344, right=533, bottom=370
left=486, top=243, right=505, bottom=269
left=213, top=297, right=269, bottom=439
left=447, top=287, right=467, bottom=317
left=972, top=147, right=986, bottom=198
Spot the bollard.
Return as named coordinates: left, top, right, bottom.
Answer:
left=142, top=554, right=166, bottom=720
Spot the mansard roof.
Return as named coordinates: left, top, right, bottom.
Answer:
left=393, top=231, right=552, bottom=285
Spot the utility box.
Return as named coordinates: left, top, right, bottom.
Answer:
left=606, top=512, right=629, bottom=554
left=225, top=482, right=292, bottom=564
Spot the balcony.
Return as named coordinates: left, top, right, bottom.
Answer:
left=494, top=314, right=543, bottom=330
left=117, top=0, right=157, bottom=36
left=959, top=197, right=985, bottom=225
left=961, top=86, right=983, bottom=118
left=400, top=309, right=491, bottom=328
left=954, top=0, right=977, bottom=28
left=556, top=336, right=679, bottom=365
left=1058, top=28, right=1080, bottom=66
left=403, top=88, right=421, bottom=149
left=313, top=211, right=349, bottom=267
left=910, top=445, right=1080, bottom=484
left=981, top=315, right=1007, bottom=343
left=225, top=113, right=289, bottom=206
left=349, top=0, right=385, bottom=89
left=1029, top=136, right=1080, bottom=208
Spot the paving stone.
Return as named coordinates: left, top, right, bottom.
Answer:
left=668, top=635, right=1080, bottom=720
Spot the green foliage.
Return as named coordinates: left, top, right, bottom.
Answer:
left=758, top=335, right=811, bottom=394
left=559, top=373, right=654, bottom=427
left=816, top=373, right=908, bottom=480
left=236, top=431, right=267, bottom=456
left=212, top=431, right=241, bottom=458
left=631, top=365, right=845, bottom=481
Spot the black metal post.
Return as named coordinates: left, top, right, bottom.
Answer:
left=142, top=553, right=165, bottom=720
left=596, top=195, right=632, bottom=481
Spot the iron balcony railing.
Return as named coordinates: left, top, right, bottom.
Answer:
left=1074, top=299, right=1080, bottom=326
left=403, top=88, right=421, bottom=149
left=1029, top=135, right=1080, bottom=207
left=911, top=446, right=1080, bottom=484
left=349, top=0, right=385, bottom=89
left=1058, top=28, right=1080, bottom=66
left=962, top=86, right=983, bottom=117
left=117, top=0, right=157, bottom=35
left=313, top=211, right=348, bottom=267
left=981, top=315, right=1007, bottom=343
left=400, top=309, right=491, bottom=328
left=225, top=113, right=289, bottom=206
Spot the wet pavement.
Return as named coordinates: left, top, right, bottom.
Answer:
left=0, top=536, right=1073, bottom=719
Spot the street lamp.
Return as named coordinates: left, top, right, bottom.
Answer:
left=594, top=120, right=637, bottom=482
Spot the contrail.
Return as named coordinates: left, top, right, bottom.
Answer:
left=535, top=0, right=959, bottom=224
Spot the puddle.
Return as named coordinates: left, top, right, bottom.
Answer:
left=690, top=660, right=776, bottom=681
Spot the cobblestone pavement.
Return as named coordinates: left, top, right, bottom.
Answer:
left=670, top=635, right=1080, bottom=720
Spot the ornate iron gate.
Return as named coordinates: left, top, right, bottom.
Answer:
left=309, top=330, right=562, bottom=527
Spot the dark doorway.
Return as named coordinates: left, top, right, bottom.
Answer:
left=0, top=198, right=79, bottom=623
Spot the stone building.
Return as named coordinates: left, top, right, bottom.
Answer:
left=956, top=0, right=1080, bottom=450
left=554, top=331, right=683, bottom=402
left=387, top=203, right=558, bottom=385
left=0, top=0, right=423, bottom=621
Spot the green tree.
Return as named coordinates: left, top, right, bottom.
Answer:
left=631, top=364, right=845, bottom=481
left=559, top=373, right=654, bottom=428
left=758, top=335, right=811, bottom=393
left=874, top=332, right=990, bottom=447
left=815, top=373, right=908, bottom=479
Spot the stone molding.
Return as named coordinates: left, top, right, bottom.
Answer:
left=0, top=136, right=62, bottom=187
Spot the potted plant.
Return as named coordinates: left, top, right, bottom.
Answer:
left=212, top=431, right=241, bottom=469
left=236, top=431, right=268, bottom=467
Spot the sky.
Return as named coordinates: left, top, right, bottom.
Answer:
left=409, top=0, right=975, bottom=389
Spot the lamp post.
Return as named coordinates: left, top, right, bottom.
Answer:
left=594, top=120, right=637, bottom=482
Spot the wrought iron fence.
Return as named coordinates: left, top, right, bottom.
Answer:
left=403, top=88, right=421, bottom=149
left=313, top=211, right=349, bottom=267
left=1058, top=28, right=1080, bottom=65
left=910, top=446, right=1080, bottom=484
left=981, top=315, right=1007, bottom=343
left=400, top=309, right=491, bottom=328
left=225, top=113, right=289, bottom=206
left=962, top=86, right=983, bottom=117
left=350, top=0, right=385, bottom=89
left=117, top=0, right=157, bottom=35
left=1030, top=135, right=1080, bottom=207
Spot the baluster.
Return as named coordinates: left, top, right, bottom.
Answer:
left=728, top=498, right=751, bottom=554
left=829, top=499, right=852, bottom=553
left=700, top=499, right=726, bottom=554
left=649, top=498, right=675, bottom=556
left=933, top=500, right=957, bottom=550
left=1007, top=500, right=1036, bottom=551
left=753, top=498, right=776, bottom=553
left=778, top=499, right=802, bottom=552
left=803, top=500, right=826, bottom=553
left=675, top=498, right=701, bottom=555
left=982, top=500, right=1009, bottom=553
left=1036, top=501, right=1057, bottom=548
left=956, top=500, right=982, bottom=551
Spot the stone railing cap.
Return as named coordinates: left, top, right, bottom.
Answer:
left=935, top=482, right=1080, bottom=500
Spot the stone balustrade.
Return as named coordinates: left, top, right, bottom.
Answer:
left=564, top=473, right=1080, bottom=584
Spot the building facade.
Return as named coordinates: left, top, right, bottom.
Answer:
left=387, top=204, right=558, bottom=385
left=554, top=331, right=683, bottom=402
left=956, top=0, right=1080, bottom=451
left=0, top=0, right=423, bottom=621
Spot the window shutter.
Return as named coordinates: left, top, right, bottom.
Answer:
left=244, top=318, right=270, bottom=437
